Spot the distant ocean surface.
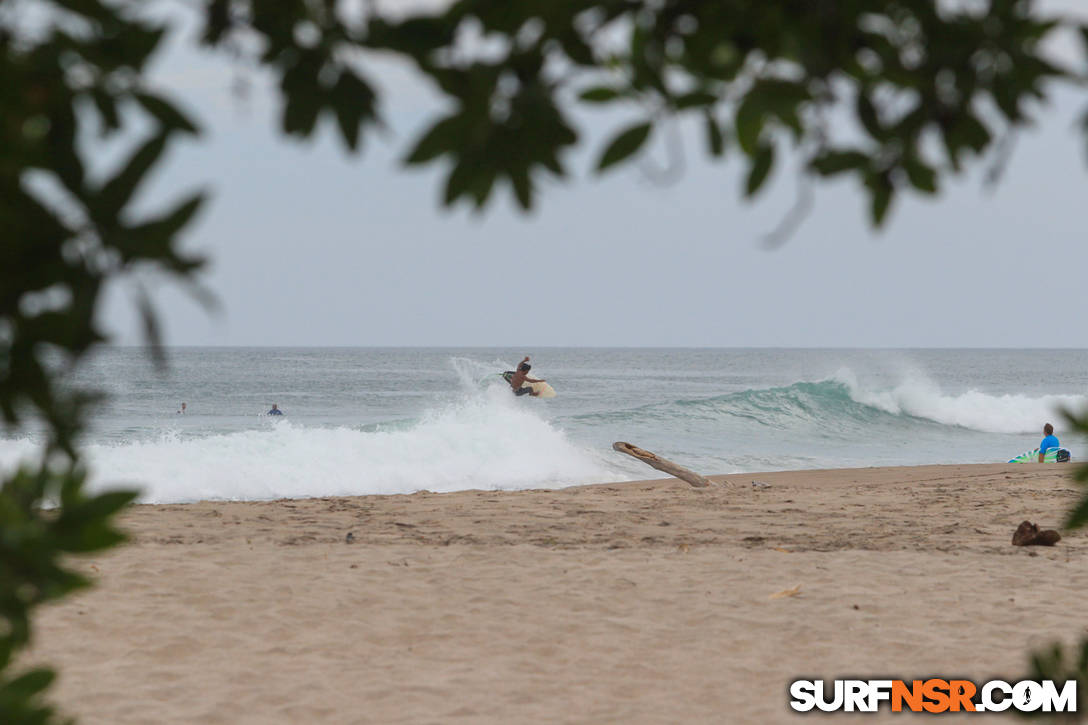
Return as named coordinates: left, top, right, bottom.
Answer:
left=1, top=348, right=1086, bottom=503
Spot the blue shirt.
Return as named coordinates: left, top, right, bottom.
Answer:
left=1040, top=434, right=1059, bottom=453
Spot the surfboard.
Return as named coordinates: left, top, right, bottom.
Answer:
left=499, top=371, right=556, bottom=398
left=1009, top=447, right=1071, bottom=463
left=527, top=380, right=557, bottom=399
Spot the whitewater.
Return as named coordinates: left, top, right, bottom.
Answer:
left=0, top=348, right=1085, bottom=503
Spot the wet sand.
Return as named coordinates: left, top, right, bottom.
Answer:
left=25, top=463, right=1088, bottom=723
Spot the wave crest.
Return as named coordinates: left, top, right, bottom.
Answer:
left=0, top=386, right=625, bottom=503
left=834, top=369, right=1082, bottom=434
left=572, top=370, right=1081, bottom=436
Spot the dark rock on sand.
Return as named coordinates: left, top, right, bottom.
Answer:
left=1012, top=521, right=1061, bottom=547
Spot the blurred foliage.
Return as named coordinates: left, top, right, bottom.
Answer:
left=1021, top=410, right=1088, bottom=721
left=4, top=0, right=1088, bottom=721
left=1, top=0, right=204, bottom=453
left=2, top=0, right=191, bottom=720
left=1063, top=409, right=1088, bottom=531
left=1024, top=639, right=1088, bottom=720
left=0, top=465, right=136, bottom=724
left=200, top=0, right=1079, bottom=220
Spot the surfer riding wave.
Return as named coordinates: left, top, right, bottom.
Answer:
left=505, top=356, right=546, bottom=397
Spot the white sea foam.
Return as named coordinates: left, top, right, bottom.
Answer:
left=834, top=368, right=1085, bottom=434
left=0, top=385, right=627, bottom=503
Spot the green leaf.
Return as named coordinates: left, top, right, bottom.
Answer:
left=404, top=117, right=460, bottom=165
left=540, top=152, right=564, bottom=177
left=56, top=0, right=115, bottom=24
left=903, top=157, right=937, bottom=194
left=443, top=161, right=474, bottom=205
left=53, top=522, right=128, bottom=554
left=366, top=16, right=454, bottom=57
left=467, top=168, right=496, bottom=208
left=509, top=170, right=532, bottom=210
left=810, top=150, right=869, bottom=176
left=758, top=80, right=808, bottom=137
left=595, top=121, right=652, bottom=172
left=579, top=87, right=621, bottom=103
left=956, top=115, right=991, bottom=153
left=735, top=79, right=810, bottom=151
left=62, top=490, right=139, bottom=526
left=134, top=91, right=199, bottom=135
left=331, top=71, right=376, bottom=152
left=97, top=134, right=169, bottom=219
left=118, top=25, right=166, bottom=72
left=869, top=177, right=894, bottom=227
left=136, top=288, right=164, bottom=368
left=745, top=143, right=774, bottom=197
left=0, top=637, right=12, bottom=668
left=132, top=193, right=206, bottom=244
left=735, top=94, right=764, bottom=156
left=560, top=35, right=595, bottom=66
left=91, top=88, right=120, bottom=135
left=675, top=91, right=717, bottom=110
left=705, top=113, right=724, bottom=157
left=282, top=91, right=322, bottom=137
left=2, top=667, right=55, bottom=699
left=1066, top=491, right=1088, bottom=530
left=279, top=52, right=324, bottom=138
left=202, top=0, right=231, bottom=45
left=992, top=85, right=1022, bottom=122
left=856, top=92, right=884, bottom=140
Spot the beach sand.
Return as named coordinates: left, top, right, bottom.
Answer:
left=24, top=463, right=1088, bottom=723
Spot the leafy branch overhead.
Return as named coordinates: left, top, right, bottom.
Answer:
left=0, top=463, right=137, bottom=723
left=200, top=0, right=1075, bottom=221
left=2, top=3, right=187, bottom=721
left=2, top=1, right=205, bottom=453
left=3, top=2, right=1088, bottom=722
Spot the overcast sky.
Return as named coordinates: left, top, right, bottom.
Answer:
left=101, top=3, right=1088, bottom=348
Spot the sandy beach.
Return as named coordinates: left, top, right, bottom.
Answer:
left=25, top=463, right=1087, bottom=723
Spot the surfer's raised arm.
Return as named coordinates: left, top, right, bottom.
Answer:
left=519, top=356, right=543, bottom=382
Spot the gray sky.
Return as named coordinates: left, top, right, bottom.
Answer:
left=102, top=4, right=1088, bottom=348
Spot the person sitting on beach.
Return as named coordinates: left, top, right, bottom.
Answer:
left=267, top=403, right=284, bottom=416
left=505, top=356, right=546, bottom=397
left=1038, top=423, right=1059, bottom=462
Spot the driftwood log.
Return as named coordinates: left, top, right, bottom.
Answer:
left=612, top=442, right=712, bottom=488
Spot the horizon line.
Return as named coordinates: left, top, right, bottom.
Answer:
left=99, top=344, right=1088, bottom=351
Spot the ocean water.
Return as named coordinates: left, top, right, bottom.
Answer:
left=1, top=348, right=1085, bottom=503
